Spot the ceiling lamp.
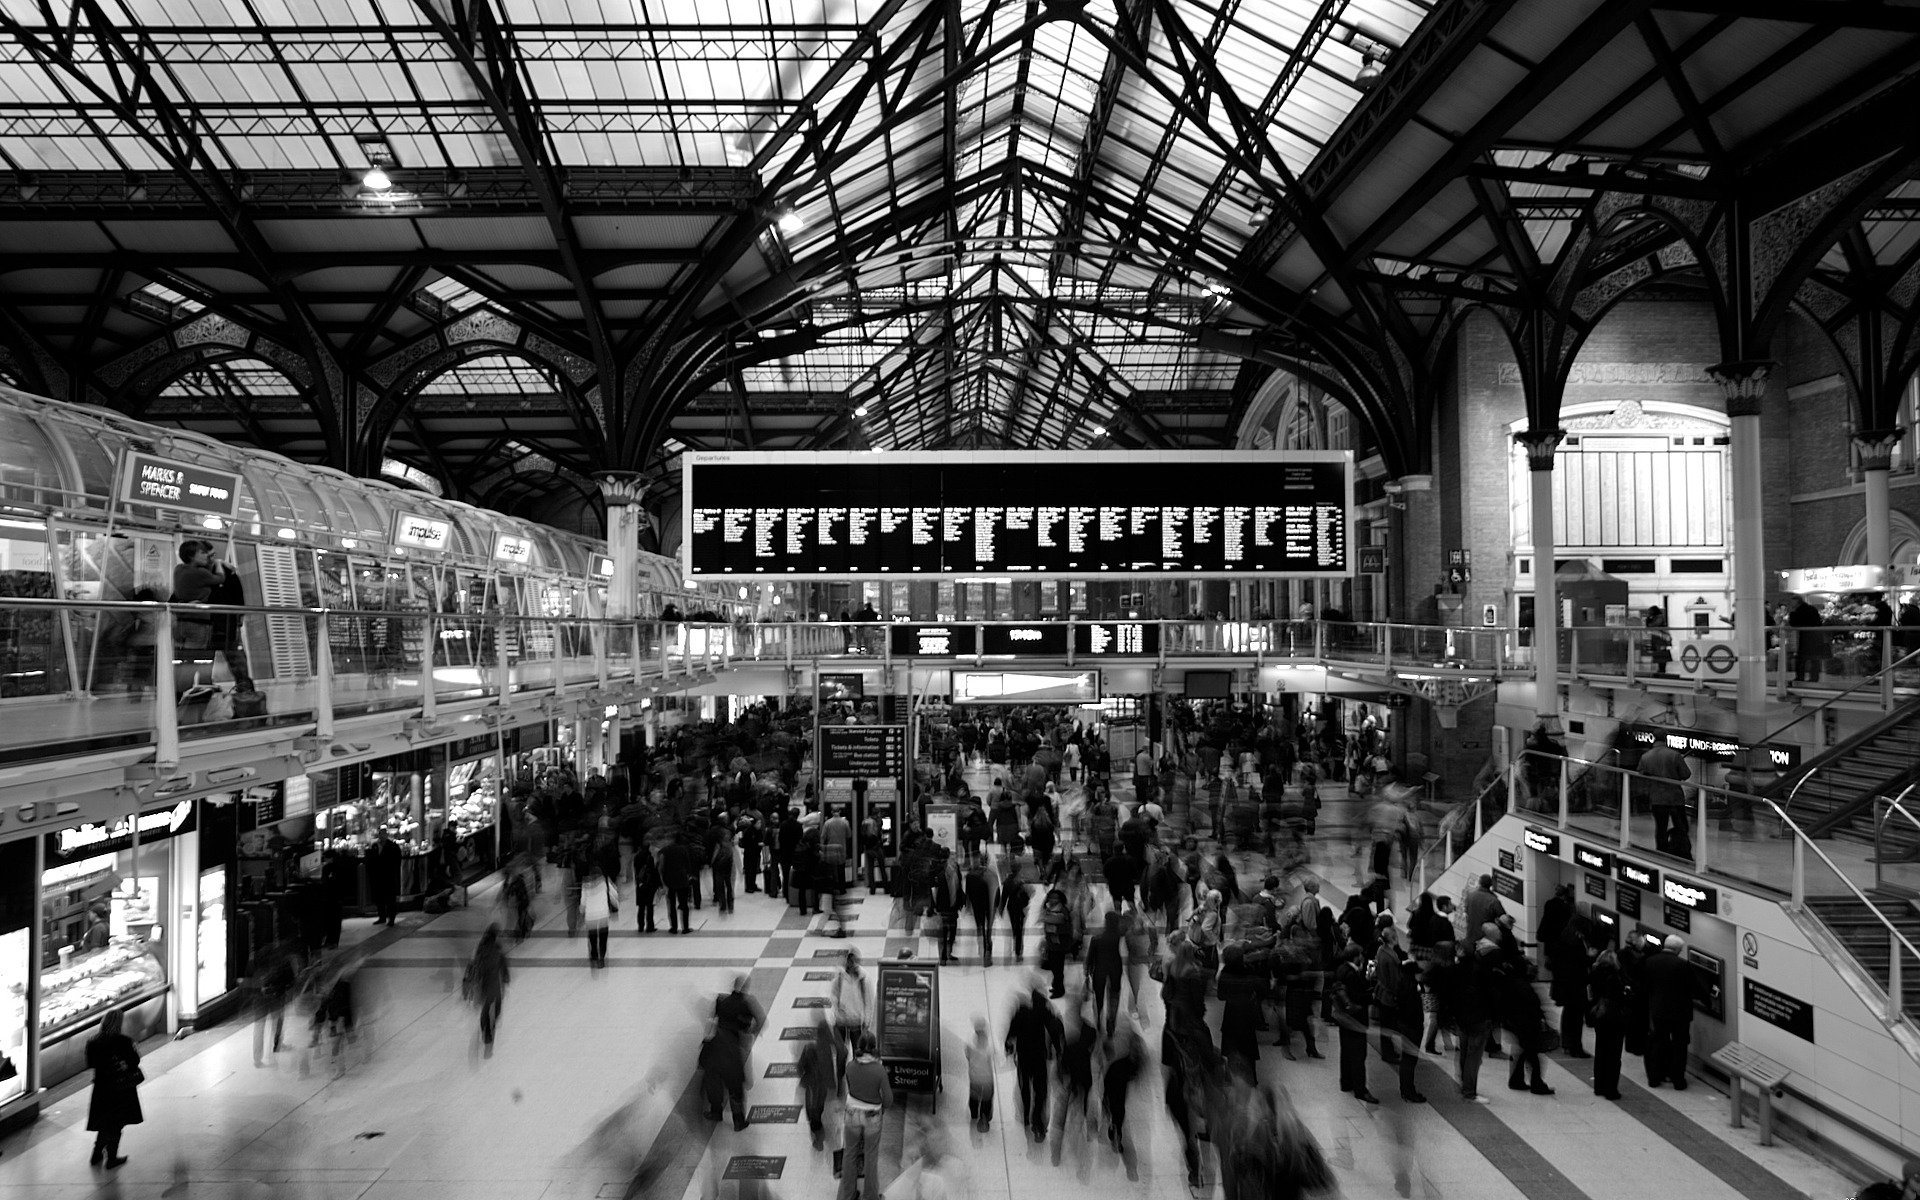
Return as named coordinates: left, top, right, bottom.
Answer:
left=1341, top=29, right=1393, bottom=91
left=776, top=208, right=806, bottom=234
left=362, top=166, right=393, bottom=192
left=1354, top=51, right=1385, bottom=90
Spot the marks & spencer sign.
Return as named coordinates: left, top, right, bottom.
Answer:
left=118, top=452, right=242, bottom=519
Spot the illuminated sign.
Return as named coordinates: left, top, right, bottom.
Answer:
left=118, top=452, right=242, bottom=519
left=684, top=449, right=1354, bottom=580
left=1779, top=564, right=1886, bottom=594
left=47, top=800, right=196, bottom=865
left=1522, top=826, right=1560, bottom=855
left=980, top=624, right=1068, bottom=656
left=391, top=512, right=453, bottom=553
left=1573, top=842, right=1614, bottom=873
left=1662, top=876, right=1718, bottom=912
left=952, top=669, right=1100, bottom=705
left=1616, top=859, right=1660, bottom=892
left=494, top=533, right=534, bottom=565
left=592, top=555, right=616, bottom=578
left=890, top=624, right=978, bottom=657
left=1073, top=622, right=1159, bottom=655
left=1622, top=723, right=1800, bottom=769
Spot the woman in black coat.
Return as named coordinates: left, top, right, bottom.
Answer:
left=1587, top=948, right=1629, bottom=1100
left=1215, top=944, right=1268, bottom=1079
left=86, top=1008, right=142, bottom=1168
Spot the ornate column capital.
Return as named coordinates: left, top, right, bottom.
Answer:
left=1705, top=360, right=1775, bottom=418
left=594, top=470, right=650, bottom=506
left=1854, top=427, right=1907, bottom=473
left=1513, top=429, right=1566, bottom=471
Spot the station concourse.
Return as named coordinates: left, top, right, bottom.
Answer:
left=1, top=1, right=1919, bottom=1198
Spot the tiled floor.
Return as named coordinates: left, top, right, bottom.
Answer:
left=0, top=773, right=1869, bottom=1200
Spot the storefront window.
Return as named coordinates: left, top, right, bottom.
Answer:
left=39, top=836, right=171, bottom=1040
left=196, top=868, right=226, bottom=1003
left=0, top=927, right=26, bottom=1103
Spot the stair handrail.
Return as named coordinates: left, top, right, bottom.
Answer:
left=1874, top=785, right=1920, bottom=892
left=1763, top=643, right=1920, bottom=764
left=1413, top=773, right=1510, bottom=894
left=1523, top=746, right=1920, bottom=1023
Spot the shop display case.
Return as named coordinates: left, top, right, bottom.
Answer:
left=38, top=941, right=165, bottom=1040
left=0, top=928, right=27, bottom=1104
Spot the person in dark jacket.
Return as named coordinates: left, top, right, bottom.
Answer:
left=1038, top=888, right=1074, bottom=997
left=1333, top=943, right=1378, bottom=1103
left=737, top=809, right=763, bottom=894
left=1497, top=940, right=1554, bottom=1096
left=1452, top=935, right=1500, bottom=1102
left=467, top=923, right=511, bottom=1053
left=1640, top=934, right=1694, bottom=1089
left=365, top=831, right=402, bottom=926
left=1788, top=595, right=1825, bottom=682
left=1005, top=987, right=1062, bottom=1141
left=1103, top=847, right=1139, bottom=912
left=1587, top=947, right=1629, bottom=1100
left=85, top=1008, right=142, bottom=1168
left=797, top=1017, right=840, bottom=1149
left=633, top=846, right=660, bottom=933
left=1084, top=909, right=1127, bottom=1035
left=1001, top=857, right=1031, bottom=962
left=1618, top=932, right=1653, bottom=1059
left=659, top=837, right=694, bottom=934
left=1550, top=909, right=1597, bottom=1058
left=1215, top=943, right=1268, bottom=1080
left=931, top=849, right=963, bottom=965
left=964, top=856, right=999, bottom=965
left=1391, top=942, right=1427, bottom=1102
left=704, top=974, right=765, bottom=1130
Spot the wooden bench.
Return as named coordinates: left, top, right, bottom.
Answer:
left=1708, top=1042, right=1792, bottom=1146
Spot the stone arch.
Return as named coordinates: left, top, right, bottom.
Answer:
left=1839, top=510, right=1920, bottom=568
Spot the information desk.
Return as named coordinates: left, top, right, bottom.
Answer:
left=684, top=450, right=1353, bottom=579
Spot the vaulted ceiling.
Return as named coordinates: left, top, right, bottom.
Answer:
left=0, top=0, right=1914, bottom=523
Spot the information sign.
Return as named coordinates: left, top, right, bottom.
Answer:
left=118, top=451, right=242, bottom=519
left=1663, top=876, right=1718, bottom=913
left=1743, top=978, right=1815, bottom=1042
left=683, top=450, right=1353, bottom=579
left=875, top=960, right=941, bottom=1092
left=1616, top=859, right=1660, bottom=893
left=1522, top=826, right=1560, bottom=855
left=1663, top=900, right=1692, bottom=933
left=723, top=1156, right=787, bottom=1180
left=1490, top=870, right=1523, bottom=902
left=1584, top=873, right=1609, bottom=900
left=818, top=726, right=906, bottom=781
left=1572, top=842, right=1614, bottom=874
left=747, top=1105, right=802, bottom=1124
left=1617, top=885, right=1641, bottom=919
left=493, top=532, right=534, bottom=565
left=765, top=1061, right=801, bottom=1078
left=1497, top=849, right=1516, bottom=872
left=1621, top=723, right=1800, bottom=769
left=1074, top=622, right=1159, bottom=656
left=47, top=800, right=197, bottom=867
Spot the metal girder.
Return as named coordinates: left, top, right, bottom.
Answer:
left=0, top=0, right=363, bottom=462
left=415, top=0, right=618, bottom=456
left=1648, top=0, right=1920, bottom=33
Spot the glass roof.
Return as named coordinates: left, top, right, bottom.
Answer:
left=0, top=0, right=1437, bottom=452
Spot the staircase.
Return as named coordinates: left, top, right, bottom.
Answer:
left=1805, top=895, right=1920, bottom=1017
left=1772, top=702, right=1920, bottom=859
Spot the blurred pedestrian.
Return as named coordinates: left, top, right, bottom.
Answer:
left=464, top=923, right=511, bottom=1056
left=1006, top=986, right=1062, bottom=1142
left=799, top=1016, right=841, bottom=1149
left=832, top=948, right=870, bottom=1050
left=965, top=1017, right=996, bottom=1132
left=581, top=862, right=618, bottom=969
left=838, top=1030, right=893, bottom=1200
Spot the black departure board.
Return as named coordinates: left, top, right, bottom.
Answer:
left=888, top=622, right=1160, bottom=657
left=683, top=451, right=1352, bottom=579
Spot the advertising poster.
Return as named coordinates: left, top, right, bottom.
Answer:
left=875, top=960, right=941, bottom=1092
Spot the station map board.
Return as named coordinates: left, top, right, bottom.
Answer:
left=683, top=450, right=1353, bottom=580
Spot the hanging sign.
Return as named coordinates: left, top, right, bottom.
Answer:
left=1662, top=876, right=1718, bottom=912
left=592, top=555, right=617, bottom=578
left=1522, top=826, right=1560, bottom=855
left=391, top=511, right=453, bottom=553
left=493, top=533, right=534, bottom=566
left=1616, top=858, right=1660, bottom=893
left=117, top=451, right=242, bottom=519
left=1573, top=842, right=1614, bottom=873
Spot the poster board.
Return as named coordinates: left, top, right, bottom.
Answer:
left=874, top=960, right=941, bottom=1092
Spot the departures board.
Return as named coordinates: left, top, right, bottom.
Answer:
left=683, top=450, right=1352, bottom=580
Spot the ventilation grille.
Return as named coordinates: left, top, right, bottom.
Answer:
left=253, top=543, right=312, bottom=679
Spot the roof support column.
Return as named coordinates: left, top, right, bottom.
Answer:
left=1515, top=430, right=1564, bottom=723
left=1388, top=473, right=1436, bottom=623
left=595, top=471, right=649, bottom=620
left=1854, top=429, right=1905, bottom=568
left=1707, top=361, right=1776, bottom=759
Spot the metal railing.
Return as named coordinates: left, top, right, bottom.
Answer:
left=1519, top=746, right=1920, bottom=1024
left=1875, top=789, right=1920, bottom=892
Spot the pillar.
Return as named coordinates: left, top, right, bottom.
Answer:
left=595, top=471, right=649, bottom=620
left=1515, top=431, right=1565, bottom=722
left=1707, top=362, right=1774, bottom=753
left=1389, top=474, right=1436, bottom=622
left=1855, top=429, right=1904, bottom=567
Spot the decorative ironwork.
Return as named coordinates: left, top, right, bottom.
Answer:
left=1705, top=360, right=1775, bottom=418
left=1514, top=428, right=1566, bottom=471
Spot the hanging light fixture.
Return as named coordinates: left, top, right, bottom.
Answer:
left=362, top=166, right=393, bottom=191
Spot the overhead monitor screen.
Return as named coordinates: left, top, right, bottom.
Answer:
left=683, top=450, right=1352, bottom=580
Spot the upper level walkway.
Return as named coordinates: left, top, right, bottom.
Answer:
left=0, top=597, right=1910, bottom=772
